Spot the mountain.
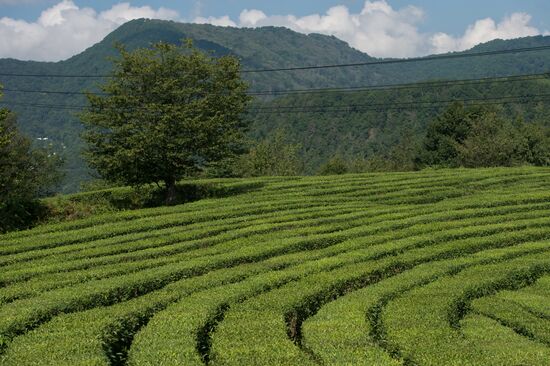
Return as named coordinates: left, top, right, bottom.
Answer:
left=1, top=19, right=550, bottom=191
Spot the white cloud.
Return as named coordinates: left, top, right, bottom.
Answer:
left=194, top=1, right=428, bottom=58
left=193, top=15, right=236, bottom=27
left=37, top=0, right=78, bottom=26
left=431, top=13, right=542, bottom=54
left=101, top=2, right=178, bottom=24
left=239, top=9, right=267, bottom=27
left=0, top=0, right=179, bottom=61
left=193, top=1, right=548, bottom=58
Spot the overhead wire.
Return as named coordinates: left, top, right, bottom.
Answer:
left=1, top=71, right=549, bottom=98
left=241, top=45, right=550, bottom=73
left=1, top=92, right=549, bottom=114
left=0, top=44, right=549, bottom=79
left=0, top=45, right=549, bottom=115
left=250, top=98, right=550, bottom=114
left=249, top=93, right=550, bottom=111
left=248, top=72, right=550, bottom=96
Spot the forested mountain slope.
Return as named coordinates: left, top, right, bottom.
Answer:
left=1, top=19, right=550, bottom=191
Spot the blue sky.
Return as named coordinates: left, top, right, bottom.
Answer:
left=0, top=0, right=548, bottom=61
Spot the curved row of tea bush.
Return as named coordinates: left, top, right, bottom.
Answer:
left=0, top=167, right=549, bottom=365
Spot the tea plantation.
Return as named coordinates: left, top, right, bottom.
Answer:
left=1, top=167, right=550, bottom=365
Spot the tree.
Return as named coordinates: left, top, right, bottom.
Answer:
left=419, top=103, right=550, bottom=168
left=238, top=129, right=303, bottom=177
left=81, top=41, right=251, bottom=204
left=318, top=155, right=349, bottom=175
left=419, top=102, right=486, bottom=167
left=515, top=122, right=550, bottom=166
left=457, top=112, right=519, bottom=167
left=0, top=89, right=63, bottom=232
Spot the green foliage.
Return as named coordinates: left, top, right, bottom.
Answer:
left=384, top=254, right=550, bottom=365
left=42, top=180, right=263, bottom=224
left=1, top=168, right=550, bottom=364
left=516, top=122, right=550, bottom=166
left=318, top=155, right=349, bottom=175
left=81, top=41, right=250, bottom=204
left=0, top=90, right=63, bottom=232
left=384, top=132, right=422, bottom=171
left=251, top=80, right=550, bottom=175
left=317, top=133, right=421, bottom=175
left=472, top=283, right=550, bottom=346
left=420, top=102, right=484, bottom=167
left=238, top=129, right=303, bottom=177
left=419, top=103, right=550, bottom=168
left=457, top=112, right=519, bottom=167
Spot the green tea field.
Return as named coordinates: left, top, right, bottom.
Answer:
left=1, top=167, right=550, bottom=365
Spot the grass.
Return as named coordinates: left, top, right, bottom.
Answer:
left=0, top=167, right=549, bottom=365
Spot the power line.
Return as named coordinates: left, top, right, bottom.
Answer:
left=1, top=45, right=550, bottom=79
left=1, top=89, right=106, bottom=96
left=250, top=97, right=550, bottom=114
left=248, top=73, right=550, bottom=96
left=0, top=73, right=107, bottom=79
left=2, top=93, right=548, bottom=114
left=0, top=101, right=84, bottom=111
left=250, top=93, right=550, bottom=111
left=242, top=45, right=550, bottom=73
left=2, top=72, right=549, bottom=98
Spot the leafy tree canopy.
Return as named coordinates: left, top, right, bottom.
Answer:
left=81, top=41, right=251, bottom=204
left=0, top=88, right=63, bottom=232
left=418, top=103, right=550, bottom=168
left=318, top=155, right=349, bottom=176
left=238, top=129, right=303, bottom=177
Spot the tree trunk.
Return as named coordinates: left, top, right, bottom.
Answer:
left=165, top=178, right=177, bottom=206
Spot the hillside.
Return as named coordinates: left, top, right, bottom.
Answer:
left=0, top=168, right=550, bottom=365
left=1, top=19, right=550, bottom=191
